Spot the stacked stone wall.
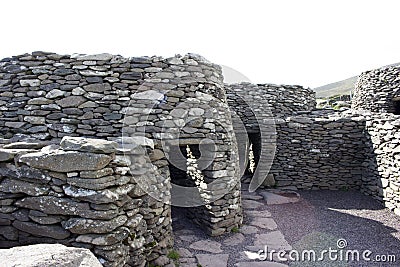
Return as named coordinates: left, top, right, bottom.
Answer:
left=361, top=114, right=400, bottom=216
left=352, top=65, right=400, bottom=113
left=270, top=113, right=365, bottom=190
left=0, top=52, right=243, bottom=265
left=227, top=83, right=316, bottom=132
left=0, top=137, right=171, bottom=267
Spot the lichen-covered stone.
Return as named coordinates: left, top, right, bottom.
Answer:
left=60, top=136, right=118, bottom=154
left=80, top=168, right=114, bottom=178
left=0, top=164, right=52, bottom=183
left=75, top=227, right=130, bottom=246
left=0, top=178, right=49, bottom=196
left=0, top=149, right=36, bottom=162
left=63, top=215, right=127, bottom=234
left=12, top=220, right=70, bottom=239
left=0, top=244, right=102, bottom=267
left=15, top=196, right=90, bottom=215
left=63, top=185, right=119, bottom=204
left=18, top=150, right=112, bottom=172
left=66, top=175, right=129, bottom=190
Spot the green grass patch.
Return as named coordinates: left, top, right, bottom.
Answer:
left=167, top=250, right=180, bottom=261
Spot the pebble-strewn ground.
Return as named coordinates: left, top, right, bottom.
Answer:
left=173, top=188, right=400, bottom=267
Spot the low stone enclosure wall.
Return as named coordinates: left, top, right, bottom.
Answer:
left=268, top=111, right=400, bottom=217
left=0, top=51, right=399, bottom=266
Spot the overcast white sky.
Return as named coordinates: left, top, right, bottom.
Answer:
left=1, top=0, right=400, bottom=88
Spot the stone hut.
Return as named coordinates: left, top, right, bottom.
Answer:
left=352, top=64, right=400, bottom=114
left=0, top=52, right=242, bottom=266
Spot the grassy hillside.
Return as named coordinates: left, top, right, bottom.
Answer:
left=314, top=76, right=357, bottom=98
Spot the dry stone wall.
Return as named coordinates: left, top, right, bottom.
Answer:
left=226, top=70, right=400, bottom=219
left=0, top=52, right=243, bottom=265
left=0, top=51, right=224, bottom=140
left=0, top=137, right=170, bottom=267
left=359, top=113, right=400, bottom=216
left=270, top=112, right=365, bottom=190
left=351, top=64, right=400, bottom=217
left=227, top=83, right=316, bottom=132
left=352, top=64, right=400, bottom=113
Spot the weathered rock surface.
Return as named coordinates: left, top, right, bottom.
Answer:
left=0, top=164, right=52, bottom=183
left=63, top=185, right=120, bottom=204
left=80, top=168, right=114, bottom=179
left=189, top=240, right=223, bottom=253
left=196, top=254, right=229, bottom=267
left=75, top=227, right=130, bottom=246
left=15, top=196, right=90, bottom=215
left=63, top=215, right=127, bottom=234
left=60, top=137, right=118, bottom=154
left=0, top=178, right=49, bottom=196
left=18, top=150, right=112, bottom=172
left=66, top=175, right=129, bottom=190
left=0, top=244, right=102, bottom=267
left=0, top=149, right=36, bottom=162
left=12, top=220, right=70, bottom=239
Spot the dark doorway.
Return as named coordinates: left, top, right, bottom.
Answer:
left=248, top=132, right=261, bottom=171
left=168, top=144, right=200, bottom=187
left=393, top=100, right=400, bottom=115
left=169, top=144, right=206, bottom=234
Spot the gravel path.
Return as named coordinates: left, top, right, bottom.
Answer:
left=172, top=188, right=400, bottom=267
left=267, top=190, right=400, bottom=267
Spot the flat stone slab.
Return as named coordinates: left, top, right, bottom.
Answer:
left=60, top=136, right=118, bottom=154
left=63, top=215, right=127, bottom=234
left=3, top=142, right=46, bottom=149
left=250, top=217, right=278, bottom=230
left=0, top=178, right=50, bottom=196
left=196, top=254, right=229, bottom=267
left=0, top=149, right=36, bottom=162
left=242, top=192, right=264, bottom=200
left=76, top=53, right=113, bottom=61
left=66, top=175, right=129, bottom=190
left=179, top=264, right=198, bottom=267
left=240, top=225, right=259, bottom=235
left=0, top=164, right=52, bottom=183
left=223, top=233, right=245, bottom=246
left=180, top=257, right=197, bottom=263
left=252, top=231, right=292, bottom=251
left=15, top=196, right=90, bottom=216
left=18, top=150, right=112, bottom=172
left=12, top=221, right=70, bottom=240
left=245, top=210, right=272, bottom=218
left=0, top=243, right=102, bottom=267
left=189, top=240, right=223, bottom=253
left=259, top=191, right=300, bottom=205
left=177, top=248, right=193, bottom=258
left=242, top=199, right=265, bottom=209
left=75, top=228, right=129, bottom=246
left=235, top=261, right=289, bottom=267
